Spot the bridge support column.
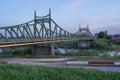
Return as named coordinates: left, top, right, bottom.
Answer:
left=78, top=40, right=90, bottom=48
left=50, top=44, right=55, bottom=56
left=32, top=44, right=55, bottom=56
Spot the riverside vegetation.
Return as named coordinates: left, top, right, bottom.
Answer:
left=0, top=39, right=120, bottom=59
left=1, top=31, right=120, bottom=57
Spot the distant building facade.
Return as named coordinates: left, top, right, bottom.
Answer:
left=112, top=34, right=120, bottom=40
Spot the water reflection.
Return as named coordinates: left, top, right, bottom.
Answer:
left=107, top=51, right=120, bottom=57
left=56, top=48, right=120, bottom=57
left=55, top=48, right=79, bottom=54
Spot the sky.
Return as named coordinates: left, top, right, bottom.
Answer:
left=0, top=0, right=120, bottom=34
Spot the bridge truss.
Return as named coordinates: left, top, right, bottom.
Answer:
left=0, top=9, right=94, bottom=47
left=76, top=25, right=93, bottom=37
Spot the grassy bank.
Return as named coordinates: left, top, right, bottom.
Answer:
left=74, top=56, right=120, bottom=61
left=0, top=64, right=120, bottom=80
left=0, top=53, right=69, bottom=58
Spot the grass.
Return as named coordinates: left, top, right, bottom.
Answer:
left=0, top=64, right=120, bottom=80
left=0, top=53, right=15, bottom=58
left=0, top=53, right=69, bottom=58
left=0, top=53, right=120, bottom=62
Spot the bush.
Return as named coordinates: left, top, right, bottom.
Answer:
left=55, top=51, right=62, bottom=55
left=23, top=46, right=32, bottom=55
left=63, top=49, right=98, bottom=56
left=91, top=39, right=112, bottom=49
left=101, top=53, right=111, bottom=58
left=12, top=50, right=22, bottom=55
left=78, top=49, right=98, bottom=56
left=11, top=46, right=32, bottom=56
left=111, top=40, right=120, bottom=45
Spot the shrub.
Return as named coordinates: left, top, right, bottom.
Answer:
left=101, top=53, right=111, bottom=58
left=55, top=51, right=62, bottom=55
left=12, top=50, right=22, bottom=55
left=23, top=46, right=32, bottom=55
left=91, top=39, right=112, bottom=49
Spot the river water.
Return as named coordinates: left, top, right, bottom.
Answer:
left=56, top=48, right=120, bottom=57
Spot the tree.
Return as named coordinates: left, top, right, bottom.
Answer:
left=91, top=39, right=112, bottom=49
left=97, top=31, right=108, bottom=39
left=106, top=35, right=112, bottom=40
left=23, top=46, right=32, bottom=55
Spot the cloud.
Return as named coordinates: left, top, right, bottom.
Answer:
left=63, top=0, right=86, bottom=9
left=78, top=11, right=120, bottom=34
left=83, top=11, right=120, bottom=28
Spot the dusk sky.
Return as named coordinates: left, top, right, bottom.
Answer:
left=0, top=0, right=120, bottom=34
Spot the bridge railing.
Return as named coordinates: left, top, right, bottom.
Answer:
left=0, top=36, right=93, bottom=45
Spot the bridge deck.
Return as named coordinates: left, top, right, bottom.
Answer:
left=0, top=37, right=93, bottom=48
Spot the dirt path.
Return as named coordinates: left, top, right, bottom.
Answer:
left=0, top=57, right=71, bottom=65
left=5, top=57, right=72, bottom=66
left=0, top=57, right=22, bottom=63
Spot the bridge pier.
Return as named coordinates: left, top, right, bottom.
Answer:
left=32, top=44, right=55, bottom=56
left=78, top=40, right=90, bottom=48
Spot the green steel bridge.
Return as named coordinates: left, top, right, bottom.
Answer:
left=0, top=9, right=94, bottom=48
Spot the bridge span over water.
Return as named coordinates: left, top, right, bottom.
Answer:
left=0, top=9, right=94, bottom=48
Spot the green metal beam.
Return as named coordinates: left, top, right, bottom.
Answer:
left=17, top=26, right=24, bottom=37
left=24, top=26, right=31, bottom=38
left=11, top=28, right=19, bottom=38
left=26, top=23, right=34, bottom=38
left=6, top=28, right=14, bottom=38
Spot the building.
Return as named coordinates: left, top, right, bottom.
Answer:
left=112, top=34, right=120, bottom=40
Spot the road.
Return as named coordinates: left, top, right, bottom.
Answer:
left=66, top=66, right=120, bottom=72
